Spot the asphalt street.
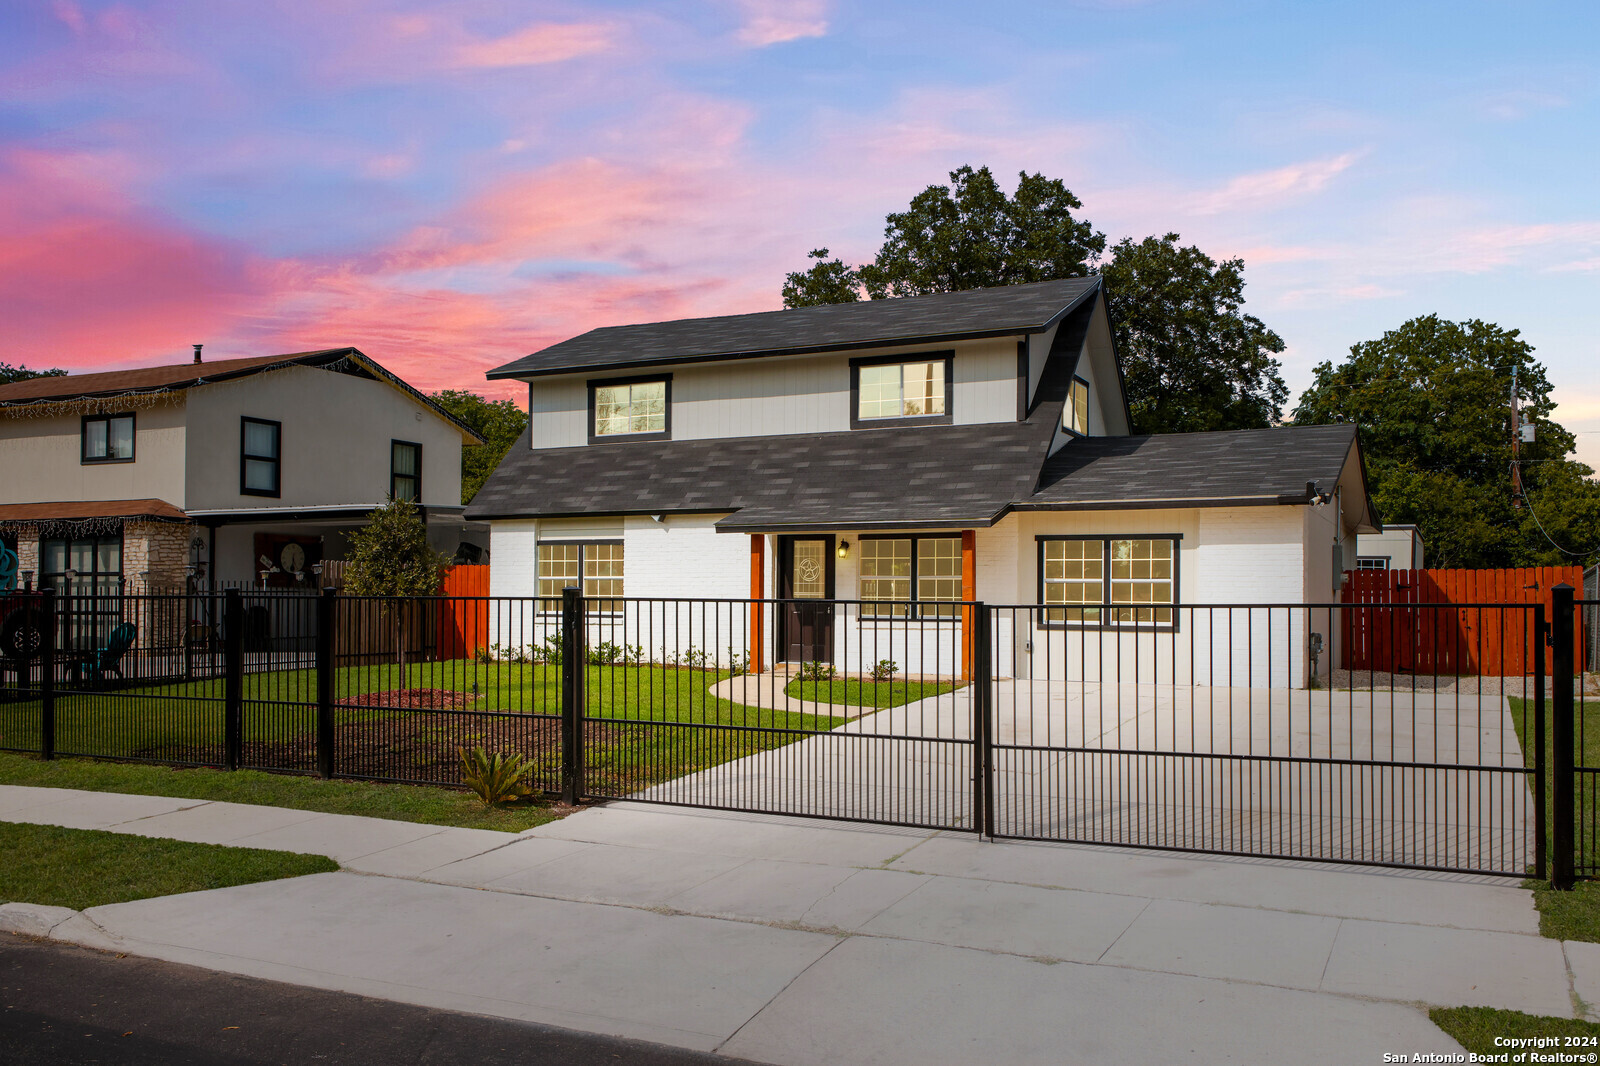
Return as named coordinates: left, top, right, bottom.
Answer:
left=0, top=935, right=750, bottom=1066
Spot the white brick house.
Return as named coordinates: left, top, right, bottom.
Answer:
left=468, top=278, right=1379, bottom=685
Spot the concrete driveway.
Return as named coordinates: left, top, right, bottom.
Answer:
left=687, top=678, right=1536, bottom=872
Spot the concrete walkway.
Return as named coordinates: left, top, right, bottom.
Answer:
left=0, top=785, right=1591, bottom=1064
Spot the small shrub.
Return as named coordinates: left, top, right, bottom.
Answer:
left=677, top=646, right=710, bottom=669
left=622, top=644, right=645, bottom=664
left=725, top=646, right=750, bottom=675
left=798, top=660, right=835, bottom=681
left=474, top=645, right=494, bottom=664
left=539, top=632, right=563, bottom=666
left=588, top=641, right=623, bottom=665
left=870, top=659, right=899, bottom=682
left=458, top=747, right=534, bottom=807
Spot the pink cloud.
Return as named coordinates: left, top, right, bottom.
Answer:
left=453, top=21, right=616, bottom=69
left=1184, top=151, right=1364, bottom=216
left=0, top=148, right=263, bottom=369
left=732, top=0, right=829, bottom=46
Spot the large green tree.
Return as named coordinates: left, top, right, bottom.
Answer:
left=0, top=363, right=66, bottom=384
left=1294, top=315, right=1600, bottom=568
left=1099, top=234, right=1288, bottom=432
left=429, top=390, right=529, bottom=504
left=782, top=167, right=1287, bottom=434
left=782, top=166, right=1104, bottom=305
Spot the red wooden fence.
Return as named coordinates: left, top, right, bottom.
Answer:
left=1342, top=566, right=1584, bottom=676
left=437, top=565, right=490, bottom=661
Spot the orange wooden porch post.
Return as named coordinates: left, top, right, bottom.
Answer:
left=960, top=530, right=977, bottom=681
left=750, top=535, right=765, bottom=674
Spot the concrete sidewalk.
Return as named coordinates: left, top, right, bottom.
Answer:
left=1, top=784, right=1591, bottom=1065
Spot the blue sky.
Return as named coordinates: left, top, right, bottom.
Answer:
left=2, top=0, right=1595, bottom=464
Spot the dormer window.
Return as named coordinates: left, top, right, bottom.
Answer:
left=81, top=413, right=134, bottom=463
left=589, top=376, right=670, bottom=442
left=1065, top=378, right=1089, bottom=435
left=850, top=352, right=953, bottom=429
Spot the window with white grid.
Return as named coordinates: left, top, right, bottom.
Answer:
left=537, top=542, right=624, bottom=612
left=857, top=360, right=947, bottom=421
left=1040, top=536, right=1177, bottom=627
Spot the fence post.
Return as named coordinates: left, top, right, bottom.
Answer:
left=1552, top=582, right=1576, bottom=890
left=223, top=589, right=243, bottom=771
left=1534, top=602, right=1547, bottom=882
left=315, top=588, right=336, bottom=780
left=39, top=589, right=56, bottom=761
left=560, top=585, right=586, bottom=806
left=971, top=601, right=992, bottom=839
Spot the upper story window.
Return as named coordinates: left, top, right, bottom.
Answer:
left=81, top=413, right=135, bottom=464
left=240, top=417, right=281, bottom=498
left=850, top=353, right=953, bottom=429
left=391, top=440, right=421, bottom=502
left=589, top=376, right=670, bottom=442
left=1065, top=378, right=1090, bottom=435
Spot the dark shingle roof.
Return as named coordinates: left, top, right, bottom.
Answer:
left=487, top=277, right=1100, bottom=380
left=466, top=421, right=1056, bottom=530
left=1025, top=424, right=1360, bottom=508
left=0, top=348, right=485, bottom=444
left=0, top=350, right=353, bottom=404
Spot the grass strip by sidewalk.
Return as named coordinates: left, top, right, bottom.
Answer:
left=1508, top=696, right=1600, bottom=942
left=0, top=752, right=559, bottom=833
left=1430, top=1006, right=1600, bottom=1055
left=0, top=821, right=337, bottom=911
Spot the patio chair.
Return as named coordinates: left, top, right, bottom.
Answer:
left=68, top=622, right=137, bottom=685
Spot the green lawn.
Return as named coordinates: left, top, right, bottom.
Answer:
left=0, top=751, right=561, bottom=831
left=0, top=821, right=336, bottom=911
left=0, top=661, right=847, bottom=798
left=783, top=677, right=959, bottom=708
left=1431, top=1006, right=1600, bottom=1056
left=1507, top=694, right=1600, bottom=941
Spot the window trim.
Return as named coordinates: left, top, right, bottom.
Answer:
left=587, top=374, right=672, bottom=444
left=849, top=351, right=955, bottom=430
left=80, top=412, right=136, bottom=464
left=857, top=532, right=965, bottom=620
left=536, top=538, right=625, bottom=614
left=239, top=416, right=282, bottom=498
left=1355, top=556, right=1390, bottom=570
left=390, top=439, right=422, bottom=502
left=1036, top=534, right=1182, bottom=631
left=1063, top=376, right=1090, bottom=437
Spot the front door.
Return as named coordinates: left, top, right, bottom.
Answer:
left=778, top=536, right=835, bottom=664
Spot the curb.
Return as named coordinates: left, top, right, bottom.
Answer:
left=0, top=902, right=79, bottom=938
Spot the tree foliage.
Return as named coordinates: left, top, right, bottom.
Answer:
left=0, top=363, right=66, bottom=385
left=1294, top=315, right=1600, bottom=568
left=782, top=166, right=1286, bottom=436
left=428, top=390, right=529, bottom=504
left=344, top=498, right=449, bottom=597
left=782, top=166, right=1104, bottom=305
left=1099, top=234, right=1288, bottom=433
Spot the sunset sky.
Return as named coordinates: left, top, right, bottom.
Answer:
left=3, top=1, right=1596, bottom=465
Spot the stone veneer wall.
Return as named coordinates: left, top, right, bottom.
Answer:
left=124, top=520, right=193, bottom=590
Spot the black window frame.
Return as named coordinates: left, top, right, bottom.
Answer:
left=39, top=530, right=124, bottom=650
left=240, top=416, right=282, bottom=498
left=390, top=439, right=422, bottom=502
left=857, top=532, right=965, bottom=620
left=849, top=351, right=955, bottom=430
left=535, top=539, right=625, bottom=614
left=1063, top=377, right=1090, bottom=437
left=587, top=374, right=672, bottom=445
left=80, top=412, right=136, bottom=464
left=1036, top=534, right=1182, bottom=631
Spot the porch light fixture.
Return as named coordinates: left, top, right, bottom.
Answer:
left=837, top=540, right=850, bottom=559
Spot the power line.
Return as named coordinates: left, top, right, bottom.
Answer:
left=1519, top=487, right=1600, bottom=560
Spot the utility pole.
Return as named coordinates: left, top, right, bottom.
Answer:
left=1510, top=364, right=1524, bottom=510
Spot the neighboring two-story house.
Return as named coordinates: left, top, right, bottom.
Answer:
left=0, top=347, right=484, bottom=595
left=467, top=277, right=1380, bottom=685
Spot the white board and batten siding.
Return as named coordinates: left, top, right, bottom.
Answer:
left=526, top=339, right=1025, bottom=451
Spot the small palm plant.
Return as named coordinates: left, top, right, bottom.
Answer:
left=458, top=746, right=535, bottom=807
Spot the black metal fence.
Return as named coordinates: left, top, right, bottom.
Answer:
left=2, top=583, right=1594, bottom=882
